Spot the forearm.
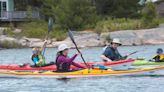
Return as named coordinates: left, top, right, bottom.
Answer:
left=60, top=54, right=78, bottom=63
left=40, top=41, right=47, bottom=51
left=72, top=62, right=85, bottom=68
left=69, top=54, right=78, bottom=62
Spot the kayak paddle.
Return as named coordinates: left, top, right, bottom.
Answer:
left=126, top=51, right=138, bottom=57
left=126, top=48, right=148, bottom=57
left=68, top=30, right=90, bottom=68
left=122, top=49, right=147, bottom=60
left=42, top=17, right=54, bottom=56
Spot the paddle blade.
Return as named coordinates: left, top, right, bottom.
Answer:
left=48, top=17, right=54, bottom=32
left=68, top=30, right=75, bottom=43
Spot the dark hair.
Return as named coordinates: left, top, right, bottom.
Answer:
left=56, top=51, right=63, bottom=56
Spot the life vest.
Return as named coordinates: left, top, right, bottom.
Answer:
left=31, top=55, right=39, bottom=63
left=31, top=54, right=45, bottom=66
left=153, top=54, right=164, bottom=62
left=56, top=55, right=70, bottom=72
left=38, top=54, right=45, bottom=65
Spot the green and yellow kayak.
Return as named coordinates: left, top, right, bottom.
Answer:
left=0, top=65, right=164, bottom=78
left=132, top=60, right=164, bottom=66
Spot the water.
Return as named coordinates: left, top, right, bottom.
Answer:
left=0, top=44, right=164, bottom=92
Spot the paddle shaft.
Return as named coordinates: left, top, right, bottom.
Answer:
left=73, top=38, right=90, bottom=68
left=68, top=30, right=90, bottom=68
left=73, top=40, right=88, bottom=66
left=126, top=48, right=147, bottom=57
left=126, top=51, right=138, bottom=57
left=42, top=17, right=54, bottom=56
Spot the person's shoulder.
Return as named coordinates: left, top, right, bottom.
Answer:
left=32, top=54, right=34, bottom=57
left=105, top=46, right=112, bottom=51
left=57, top=55, right=65, bottom=59
left=103, top=46, right=113, bottom=54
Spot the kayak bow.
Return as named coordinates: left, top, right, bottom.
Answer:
left=132, top=59, right=164, bottom=66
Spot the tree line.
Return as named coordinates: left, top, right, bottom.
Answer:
left=15, top=0, right=158, bottom=31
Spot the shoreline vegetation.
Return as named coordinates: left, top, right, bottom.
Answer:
left=0, top=40, right=24, bottom=49
left=0, top=26, right=164, bottom=49
left=0, top=1, right=164, bottom=48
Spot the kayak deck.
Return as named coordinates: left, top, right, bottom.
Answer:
left=0, top=65, right=164, bottom=78
left=0, top=59, right=134, bottom=70
left=132, top=60, right=164, bottom=66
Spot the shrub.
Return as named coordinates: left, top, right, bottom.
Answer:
left=158, top=17, right=164, bottom=24
left=141, top=1, right=159, bottom=28
left=50, top=26, right=67, bottom=41
left=95, top=18, right=142, bottom=33
left=18, top=21, right=67, bottom=41
left=0, top=40, right=24, bottom=48
left=3, top=28, right=17, bottom=37
left=18, top=21, right=48, bottom=39
left=54, top=0, right=99, bottom=30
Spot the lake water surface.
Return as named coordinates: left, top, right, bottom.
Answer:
left=0, top=44, right=164, bottom=92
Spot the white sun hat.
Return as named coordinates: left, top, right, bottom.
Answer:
left=111, top=38, right=122, bottom=45
left=58, top=44, right=70, bottom=52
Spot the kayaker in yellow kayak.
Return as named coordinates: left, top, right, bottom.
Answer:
left=101, top=38, right=126, bottom=62
left=56, top=44, right=85, bottom=72
left=152, top=48, right=164, bottom=62
left=31, top=40, right=47, bottom=66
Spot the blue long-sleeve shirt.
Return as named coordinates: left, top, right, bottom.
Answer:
left=103, top=46, right=122, bottom=61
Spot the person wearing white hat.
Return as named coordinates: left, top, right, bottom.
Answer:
left=101, top=38, right=124, bottom=62
left=55, top=44, right=84, bottom=72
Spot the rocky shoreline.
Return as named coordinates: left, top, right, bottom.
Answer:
left=0, top=26, right=164, bottom=48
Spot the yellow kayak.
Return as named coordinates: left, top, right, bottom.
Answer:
left=0, top=66, right=164, bottom=78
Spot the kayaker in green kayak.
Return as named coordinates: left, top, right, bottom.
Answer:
left=101, top=38, right=127, bottom=62
left=31, top=40, right=47, bottom=67
left=56, top=44, right=85, bottom=72
left=152, top=48, right=164, bottom=62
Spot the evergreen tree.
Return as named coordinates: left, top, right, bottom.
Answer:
left=94, top=0, right=141, bottom=18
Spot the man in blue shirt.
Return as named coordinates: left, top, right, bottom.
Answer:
left=101, top=38, right=123, bottom=62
